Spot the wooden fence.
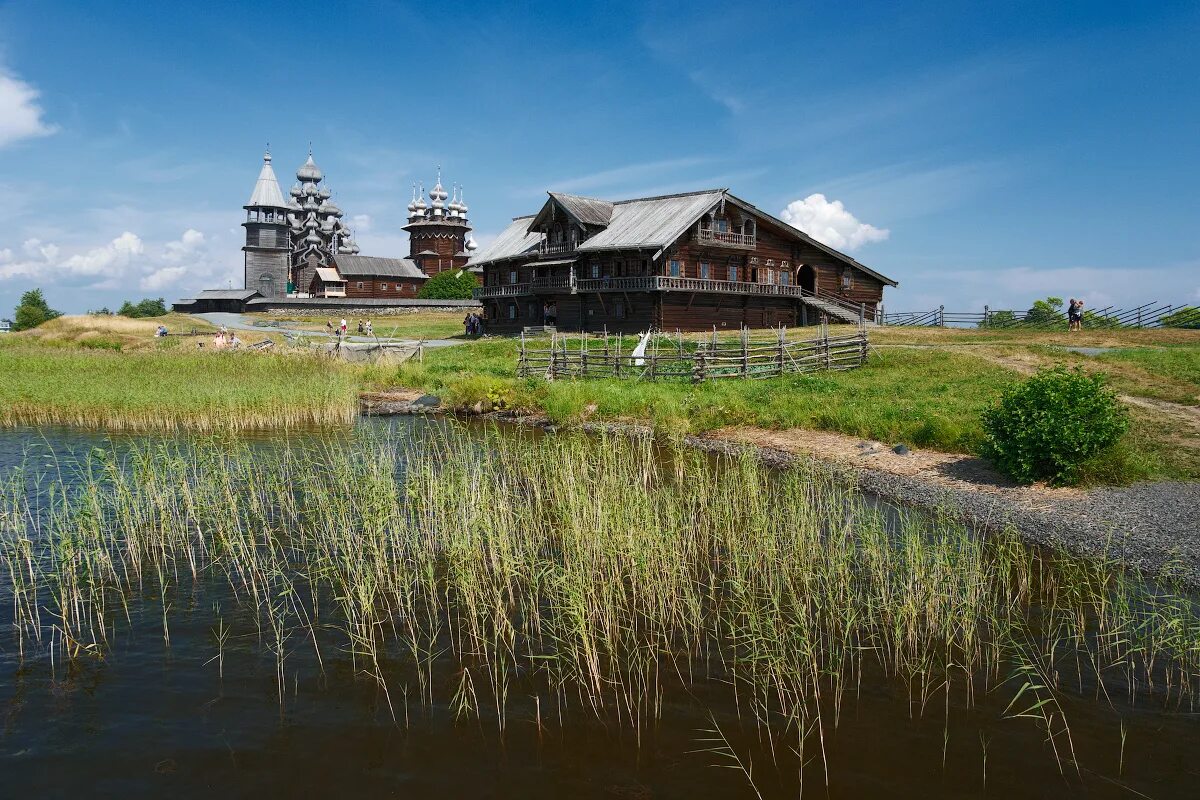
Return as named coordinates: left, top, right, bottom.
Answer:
left=881, top=302, right=1200, bottom=329
left=517, top=325, right=869, bottom=383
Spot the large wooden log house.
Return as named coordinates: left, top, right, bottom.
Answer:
left=471, top=189, right=897, bottom=333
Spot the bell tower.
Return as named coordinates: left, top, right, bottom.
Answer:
left=403, top=167, right=476, bottom=276
left=242, top=150, right=291, bottom=298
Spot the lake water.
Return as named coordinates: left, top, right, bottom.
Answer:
left=0, top=420, right=1196, bottom=798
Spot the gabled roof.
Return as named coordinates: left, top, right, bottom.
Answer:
left=333, top=254, right=427, bottom=280
left=577, top=190, right=726, bottom=253
left=723, top=194, right=898, bottom=287
left=314, top=267, right=344, bottom=283
left=468, top=215, right=543, bottom=267
left=191, top=289, right=262, bottom=301
left=247, top=154, right=287, bottom=209
left=471, top=188, right=898, bottom=287
left=531, top=192, right=615, bottom=229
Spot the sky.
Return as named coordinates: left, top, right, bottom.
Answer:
left=0, top=0, right=1197, bottom=316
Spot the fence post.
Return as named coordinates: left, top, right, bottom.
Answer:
left=1137, top=308, right=1143, bottom=328
left=939, top=305, right=946, bottom=327
left=983, top=304, right=989, bottom=327
left=859, top=302, right=865, bottom=325
left=693, top=344, right=706, bottom=383
left=741, top=327, right=749, bottom=378
left=824, top=323, right=831, bottom=370
left=776, top=327, right=785, bottom=377
left=547, top=333, right=556, bottom=381
left=518, top=332, right=526, bottom=377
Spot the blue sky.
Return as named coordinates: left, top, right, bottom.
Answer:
left=1, top=0, right=1197, bottom=315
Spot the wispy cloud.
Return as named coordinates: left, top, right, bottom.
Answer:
left=517, top=157, right=714, bottom=199
left=0, top=65, right=56, bottom=148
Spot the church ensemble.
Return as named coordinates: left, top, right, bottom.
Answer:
left=174, top=150, right=896, bottom=331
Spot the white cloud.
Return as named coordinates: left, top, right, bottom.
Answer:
left=140, top=265, right=188, bottom=291
left=351, top=214, right=372, bottom=233
left=60, top=232, right=145, bottom=277
left=164, top=228, right=205, bottom=260
left=779, top=193, right=890, bottom=252
left=0, top=68, right=57, bottom=148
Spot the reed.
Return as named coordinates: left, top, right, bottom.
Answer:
left=1, top=423, right=1197, bottom=789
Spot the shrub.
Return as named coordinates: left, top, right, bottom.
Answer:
left=1160, top=306, right=1200, bottom=329
left=981, top=367, right=1129, bottom=486
left=12, top=288, right=62, bottom=331
left=1024, top=296, right=1064, bottom=327
left=417, top=269, right=478, bottom=300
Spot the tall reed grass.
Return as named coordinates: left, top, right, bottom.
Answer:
left=1, top=423, right=1197, bottom=787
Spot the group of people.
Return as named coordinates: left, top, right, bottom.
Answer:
left=324, top=318, right=373, bottom=337
left=463, top=312, right=484, bottom=337
left=1068, top=298, right=1085, bottom=331
left=199, top=324, right=242, bottom=350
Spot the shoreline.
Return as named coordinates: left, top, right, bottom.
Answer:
left=362, top=390, right=1200, bottom=588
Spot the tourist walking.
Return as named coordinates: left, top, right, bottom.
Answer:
left=364, top=319, right=373, bottom=337
left=339, top=318, right=348, bottom=336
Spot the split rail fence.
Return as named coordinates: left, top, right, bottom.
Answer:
left=881, top=302, right=1200, bottom=329
left=517, top=324, right=869, bottom=383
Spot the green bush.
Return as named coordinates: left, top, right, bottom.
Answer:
left=981, top=367, right=1129, bottom=486
left=1160, top=306, right=1200, bottom=329
left=416, top=269, right=478, bottom=300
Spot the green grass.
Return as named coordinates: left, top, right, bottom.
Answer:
left=246, top=310, right=469, bottom=340
left=0, top=345, right=365, bottom=431
left=394, top=337, right=1196, bottom=482
left=1098, top=347, right=1200, bottom=392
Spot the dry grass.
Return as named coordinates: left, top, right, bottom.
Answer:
left=3, top=313, right=217, bottom=351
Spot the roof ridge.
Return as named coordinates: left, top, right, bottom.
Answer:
left=612, top=188, right=725, bottom=205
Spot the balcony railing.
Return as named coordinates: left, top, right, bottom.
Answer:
left=531, top=276, right=573, bottom=290
left=476, top=275, right=807, bottom=299
left=474, top=283, right=531, bottom=298
left=693, top=227, right=756, bottom=249
left=538, top=240, right=576, bottom=257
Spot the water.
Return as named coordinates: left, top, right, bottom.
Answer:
left=0, top=421, right=1197, bottom=798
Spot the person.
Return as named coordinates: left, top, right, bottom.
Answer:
left=230, top=334, right=243, bottom=349
left=155, top=324, right=168, bottom=337
left=326, top=320, right=334, bottom=334
left=364, top=319, right=373, bottom=336
left=1068, top=298, right=1084, bottom=331
left=357, top=320, right=364, bottom=334
left=340, top=318, right=348, bottom=336
left=464, top=312, right=473, bottom=337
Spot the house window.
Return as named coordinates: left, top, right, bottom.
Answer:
left=841, top=269, right=853, bottom=290
left=380, top=282, right=388, bottom=291
left=699, top=262, right=710, bottom=279
left=767, top=269, right=775, bottom=285
left=591, top=263, right=600, bottom=279
left=614, top=300, right=626, bottom=319
left=356, top=281, right=364, bottom=289
left=729, top=265, right=738, bottom=283
left=507, top=304, right=517, bottom=320
left=509, top=270, right=518, bottom=285
left=670, top=260, right=681, bottom=277
left=780, top=271, right=790, bottom=286
left=716, top=218, right=728, bottom=233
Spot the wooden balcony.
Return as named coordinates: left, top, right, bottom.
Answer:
left=474, top=283, right=531, bottom=299
left=537, top=240, right=576, bottom=257
left=693, top=227, right=756, bottom=249
left=531, top=276, right=573, bottom=291
left=576, top=276, right=804, bottom=297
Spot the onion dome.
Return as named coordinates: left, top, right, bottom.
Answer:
left=414, top=183, right=428, bottom=213
left=287, top=199, right=302, bottom=212
left=305, top=229, right=322, bottom=244
left=289, top=183, right=302, bottom=198
left=318, top=185, right=331, bottom=200
left=466, top=235, right=478, bottom=252
left=458, top=188, right=469, bottom=217
left=341, top=237, right=360, bottom=254
left=297, top=153, right=323, bottom=182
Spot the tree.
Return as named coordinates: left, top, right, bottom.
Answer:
left=1024, top=296, right=1064, bottom=326
left=417, top=269, right=478, bottom=300
left=12, top=288, right=62, bottom=331
left=118, top=297, right=168, bottom=318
